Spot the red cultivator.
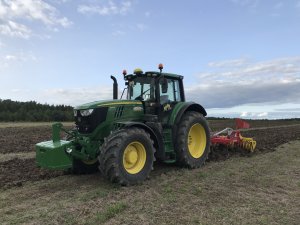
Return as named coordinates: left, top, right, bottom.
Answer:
left=211, top=119, right=257, bottom=152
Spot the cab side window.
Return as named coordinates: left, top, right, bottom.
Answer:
left=160, top=79, right=182, bottom=103
left=173, top=80, right=182, bottom=102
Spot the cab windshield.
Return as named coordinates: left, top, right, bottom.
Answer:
left=127, top=77, right=156, bottom=101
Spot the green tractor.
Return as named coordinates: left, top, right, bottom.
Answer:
left=36, top=64, right=210, bottom=185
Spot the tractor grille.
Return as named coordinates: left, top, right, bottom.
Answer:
left=114, top=106, right=124, bottom=118
left=75, top=107, right=108, bottom=134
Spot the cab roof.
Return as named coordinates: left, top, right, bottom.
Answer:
left=125, top=71, right=183, bottom=80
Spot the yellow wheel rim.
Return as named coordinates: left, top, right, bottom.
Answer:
left=188, top=123, right=207, bottom=158
left=82, top=159, right=98, bottom=165
left=123, top=141, right=146, bottom=174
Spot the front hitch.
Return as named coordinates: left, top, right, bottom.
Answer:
left=36, top=123, right=73, bottom=170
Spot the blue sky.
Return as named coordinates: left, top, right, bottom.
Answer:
left=1, top=0, right=300, bottom=119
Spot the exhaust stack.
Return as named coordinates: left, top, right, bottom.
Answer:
left=110, top=75, right=118, bottom=100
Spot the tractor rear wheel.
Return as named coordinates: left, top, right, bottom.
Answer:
left=98, top=128, right=155, bottom=185
left=175, top=111, right=210, bottom=168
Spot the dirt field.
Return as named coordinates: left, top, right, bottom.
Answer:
left=0, top=123, right=74, bottom=154
left=0, top=120, right=300, bottom=224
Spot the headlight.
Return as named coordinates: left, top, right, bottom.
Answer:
left=80, top=109, right=94, bottom=117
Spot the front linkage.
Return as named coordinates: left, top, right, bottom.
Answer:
left=36, top=123, right=99, bottom=170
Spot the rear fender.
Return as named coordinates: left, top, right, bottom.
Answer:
left=168, top=102, right=207, bottom=140
left=169, top=102, right=207, bottom=126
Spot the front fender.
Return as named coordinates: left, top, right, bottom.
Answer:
left=116, top=121, right=165, bottom=160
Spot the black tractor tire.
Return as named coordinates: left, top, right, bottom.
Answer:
left=71, top=159, right=99, bottom=174
left=98, top=127, right=155, bottom=186
left=175, top=111, right=210, bottom=168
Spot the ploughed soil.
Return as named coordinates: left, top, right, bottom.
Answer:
left=0, top=125, right=73, bottom=189
left=0, top=125, right=73, bottom=154
left=0, top=158, right=64, bottom=189
left=0, top=121, right=299, bottom=189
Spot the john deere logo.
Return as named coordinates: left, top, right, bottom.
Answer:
left=163, top=104, right=172, bottom=111
left=133, top=106, right=143, bottom=112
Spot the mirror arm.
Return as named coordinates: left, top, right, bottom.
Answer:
left=120, top=87, right=127, bottom=99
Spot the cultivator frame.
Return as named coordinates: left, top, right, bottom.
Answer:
left=210, top=119, right=256, bottom=152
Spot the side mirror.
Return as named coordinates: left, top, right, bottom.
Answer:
left=161, top=78, right=168, bottom=93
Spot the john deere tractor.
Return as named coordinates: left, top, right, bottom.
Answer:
left=36, top=64, right=210, bottom=185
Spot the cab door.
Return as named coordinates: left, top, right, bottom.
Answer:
left=159, top=78, right=183, bottom=124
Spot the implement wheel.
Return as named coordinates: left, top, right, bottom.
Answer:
left=98, top=128, right=155, bottom=185
left=175, top=111, right=210, bottom=168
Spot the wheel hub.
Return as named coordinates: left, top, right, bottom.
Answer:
left=188, top=123, right=207, bottom=158
left=123, top=141, right=146, bottom=174
left=125, top=147, right=138, bottom=164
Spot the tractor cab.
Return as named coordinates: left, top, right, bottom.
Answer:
left=123, top=64, right=186, bottom=121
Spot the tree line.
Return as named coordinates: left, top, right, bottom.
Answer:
left=0, top=99, right=73, bottom=122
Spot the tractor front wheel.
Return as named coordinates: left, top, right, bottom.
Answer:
left=71, top=159, right=99, bottom=174
left=98, top=128, right=155, bottom=185
left=175, top=111, right=210, bottom=168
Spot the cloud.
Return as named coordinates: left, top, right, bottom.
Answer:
left=111, top=22, right=147, bottom=37
left=187, top=80, right=300, bottom=108
left=0, top=39, right=4, bottom=47
left=257, top=112, right=268, bottom=117
left=0, top=51, right=37, bottom=68
left=0, top=0, right=72, bottom=38
left=112, top=30, right=126, bottom=36
left=0, top=20, right=32, bottom=39
left=8, top=82, right=125, bottom=107
left=275, top=108, right=300, bottom=112
left=240, top=111, right=248, bottom=117
left=240, top=111, right=268, bottom=118
left=41, top=86, right=115, bottom=106
left=208, top=58, right=249, bottom=68
left=198, top=57, right=300, bottom=80
left=187, top=57, right=300, bottom=109
left=0, top=0, right=72, bottom=27
left=51, top=0, right=70, bottom=3
left=210, top=110, right=299, bottom=119
left=78, top=1, right=132, bottom=16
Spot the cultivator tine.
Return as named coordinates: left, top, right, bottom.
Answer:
left=240, top=137, right=256, bottom=152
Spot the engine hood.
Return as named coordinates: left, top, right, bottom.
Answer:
left=74, top=100, right=143, bottom=110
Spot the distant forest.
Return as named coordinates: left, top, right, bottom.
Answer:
left=0, top=99, right=73, bottom=122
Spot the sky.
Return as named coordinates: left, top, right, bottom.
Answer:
left=0, top=0, right=300, bottom=119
